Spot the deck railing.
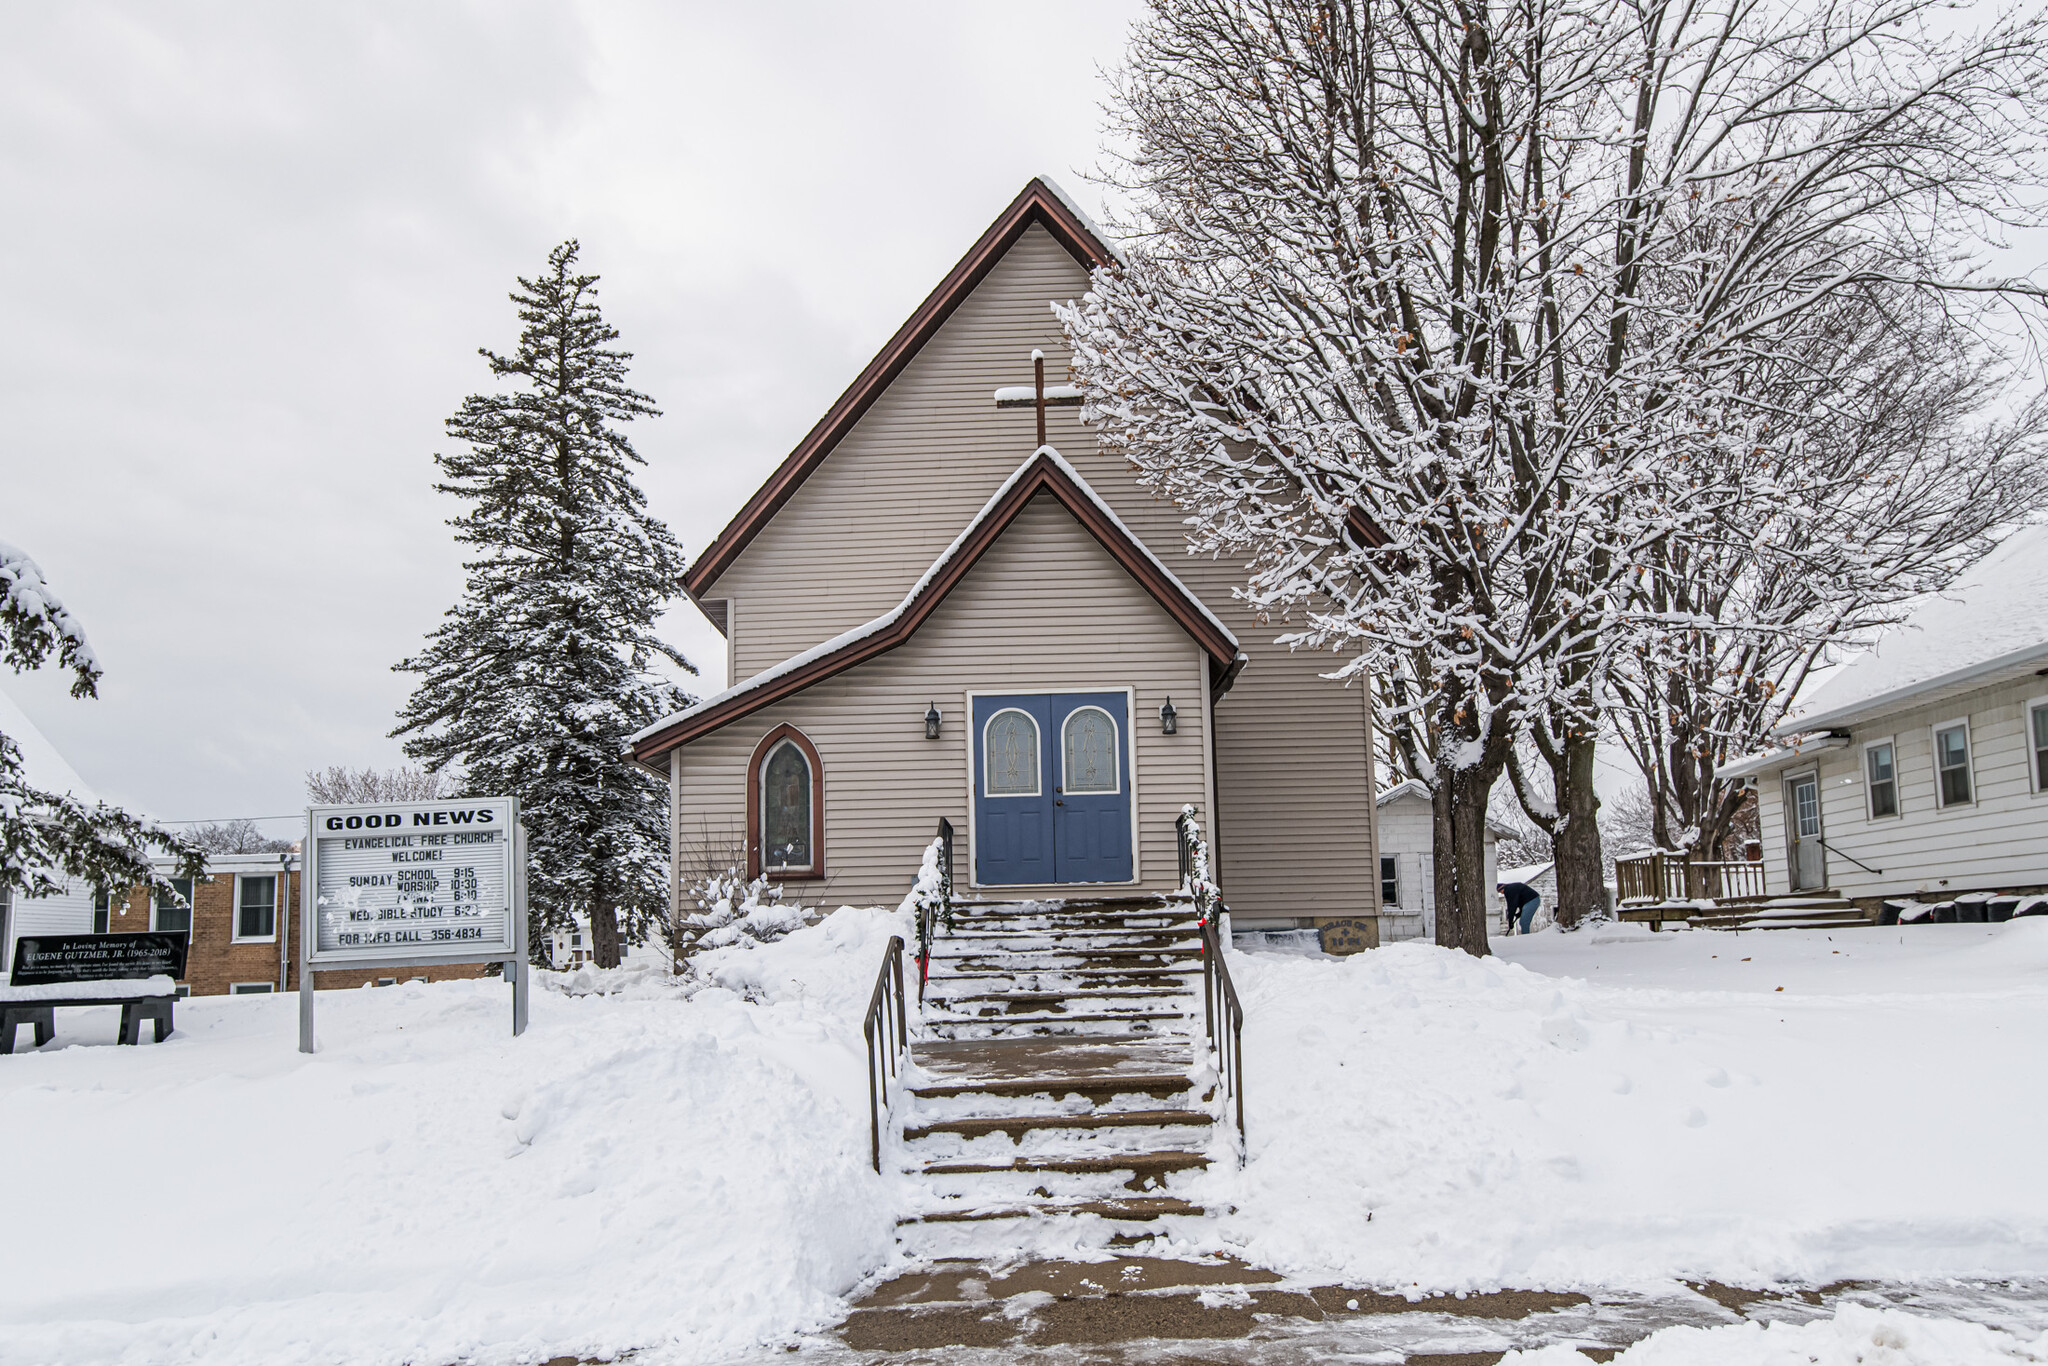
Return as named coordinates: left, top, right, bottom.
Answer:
left=1178, top=807, right=1245, bottom=1158
left=1614, top=852, right=1767, bottom=903
left=860, top=934, right=908, bottom=1173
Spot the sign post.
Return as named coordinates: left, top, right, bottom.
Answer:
left=298, top=796, right=527, bottom=1053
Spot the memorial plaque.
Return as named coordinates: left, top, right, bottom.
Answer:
left=306, top=798, right=518, bottom=966
left=1317, top=917, right=1378, bottom=956
left=10, top=932, right=189, bottom=987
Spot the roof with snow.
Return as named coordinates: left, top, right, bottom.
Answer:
left=1375, top=778, right=1521, bottom=840
left=631, top=448, right=1242, bottom=766
left=684, top=177, right=1118, bottom=600
left=0, top=684, right=99, bottom=804
left=1776, top=523, right=2048, bottom=736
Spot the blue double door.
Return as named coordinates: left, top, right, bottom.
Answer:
left=973, top=692, right=1133, bottom=886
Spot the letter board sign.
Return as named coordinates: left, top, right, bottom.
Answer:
left=305, top=797, right=518, bottom=966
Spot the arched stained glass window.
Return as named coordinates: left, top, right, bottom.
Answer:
left=1062, top=707, right=1119, bottom=793
left=984, top=709, right=1040, bottom=796
left=762, top=739, right=813, bottom=870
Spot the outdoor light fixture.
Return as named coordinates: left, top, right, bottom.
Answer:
left=1159, top=697, right=1179, bottom=734
left=925, top=702, right=942, bottom=739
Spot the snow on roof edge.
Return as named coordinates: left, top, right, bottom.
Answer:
left=1035, top=175, right=1124, bottom=267
left=1772, top=638, right=2048, bottom=738
left=632, top=447, right=1237, bottom=745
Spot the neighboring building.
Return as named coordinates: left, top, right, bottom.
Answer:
left=1722, top=524, right=2048, bottom=905
left=630, top=180, right=1383, bottom=934
left=1372, top=779, right=1509, bottom=940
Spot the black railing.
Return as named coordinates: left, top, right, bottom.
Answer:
left=861, top=934, right=908, bottom=1173
left=914, top=818, right=955, bottom=1006
left=1178, top=807, right=1245, bottom=1158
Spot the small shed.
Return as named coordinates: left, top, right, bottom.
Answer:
left=1373, top=779, right=1515, bottom=942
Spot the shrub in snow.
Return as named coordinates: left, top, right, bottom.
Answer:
left=680, top=870, right=807, bottom=954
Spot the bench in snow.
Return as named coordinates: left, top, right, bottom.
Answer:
left=1, top=976, right=179, bottom=1053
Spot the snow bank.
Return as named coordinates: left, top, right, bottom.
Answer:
left=1208, top=921, right=2048, bottom=1290
left=0, top=974, right=174, bottom=1001
left=1506, top=1303, right=2048, bottom=1363
left=0, top=905, right=915, bottom=1366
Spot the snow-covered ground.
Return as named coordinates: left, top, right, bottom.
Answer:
left=5, top=911, right=2046, bottom=1365
left=0, top=906, right=914, bottom=1366
left=1219, top=918, right=2048, bottom=1289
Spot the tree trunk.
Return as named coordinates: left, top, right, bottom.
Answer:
left=1432, top=763, right=1498, bottom=956
left=1550, top=729, right=1606, bottom=928
left=589, top=876, right=622, bottom=969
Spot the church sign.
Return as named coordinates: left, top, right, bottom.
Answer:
left=298, top=797, right=528, bottom=1051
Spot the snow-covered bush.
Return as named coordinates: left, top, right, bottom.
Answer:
left=680, top=869, right=806, bottom=954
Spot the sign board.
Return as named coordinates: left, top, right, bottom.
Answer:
left=306, top=798, right=517, bottom=966
left=11, top=933, right=190, bottom=987
left=300, top=797, right=527, bottom=1052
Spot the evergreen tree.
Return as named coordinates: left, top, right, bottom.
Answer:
left=394, top=242, right=693, bottom=969
left=2, top=539, right=201, bottom=901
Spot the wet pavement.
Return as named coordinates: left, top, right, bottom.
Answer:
left=698, top=1256, right=2048, bottom=1364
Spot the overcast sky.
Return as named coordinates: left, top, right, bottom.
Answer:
left=2, top=1, right=1146, bottom=835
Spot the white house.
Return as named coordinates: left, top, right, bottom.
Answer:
left=1722, top=524, right=2048, bottom=904
left=0, top=686, right=105, bottom=973
left=1373, top=779, right=1512, bottom=940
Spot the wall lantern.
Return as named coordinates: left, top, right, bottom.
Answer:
left=924, top=702, right=943, bottom=740
left=1159, top=697, right=1179, bottom=735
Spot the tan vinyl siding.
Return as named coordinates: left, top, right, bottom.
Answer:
left=677, top=493, right=1211, bottom=909
left=705, top=222, right=1378, bottom=923
left=1754, top=674, right=2048, bottom=899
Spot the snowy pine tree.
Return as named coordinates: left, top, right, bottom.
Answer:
left=2, top=539, right=201, bottom=900
left=394, top=242, right=693, bottom=969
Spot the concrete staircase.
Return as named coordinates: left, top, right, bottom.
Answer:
left=896, top=896, right=1224, bottom=1242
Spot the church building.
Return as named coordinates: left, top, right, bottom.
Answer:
left=630, top=180, right=1383, bottom=933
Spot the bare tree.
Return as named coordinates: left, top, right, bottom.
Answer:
left=304, top=765, right=455, bottom=806
left=1064, top=0, right=2048, bottom=948
left=186, top=819, right=295, bottom=855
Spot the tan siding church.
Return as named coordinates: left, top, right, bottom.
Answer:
left=631, top=180, right=1382, bottom=933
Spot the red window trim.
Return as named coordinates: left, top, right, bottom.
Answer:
left=748, top=724, right=825, bottom=882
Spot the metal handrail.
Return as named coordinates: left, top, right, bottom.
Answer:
left=861, top=934, right=908, bottom=1173
left=1817, top=838, right=1882, bottom=876
left=1178, top=807, right=1245, bottom=1159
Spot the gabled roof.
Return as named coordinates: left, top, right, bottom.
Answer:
left=633, top=448, right=1241, bottom=766
left=1376, top=778, right=1521, bottom=840
left=684, top=177, right=1117, bottom=599
left=1775, top=522, right=2048, bottom=736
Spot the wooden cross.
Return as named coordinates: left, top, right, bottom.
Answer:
left=994, top=348, right=1083, bottom=448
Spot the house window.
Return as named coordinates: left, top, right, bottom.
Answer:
left=2032, top=701, right=2048, bottom=792
left=748, top=726, right=824, bottom=879
left=236, top=876, right=277, bottom=940
left=154, top=877, right=194, bottom=935
left=93, top=891, right=110, bottom=934
left=1865, top=742, right=1897, bottom=819
left=1934, top=721, right=1972, bottom=807
left=230, top=982, right=273, bottom=995
left=1380, top=855, right=1399, bottom=908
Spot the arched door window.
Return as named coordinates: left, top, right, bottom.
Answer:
left=1061, top=706, right=1119, bottom=793
left=749, top=726, right=823, bottom=878
left=983, top=708, right=1041, bottom=796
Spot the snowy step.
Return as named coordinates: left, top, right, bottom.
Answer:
left=904, top=1108, right=1213, bottom=1143
left=927, top=988, right=1189, bottom=1006
left=901, top=1196, right=1209, bottom=1225
left=927, top=1011, right=1187, bottom=1029
left=913, top=1165, right=1204, bottom=1204
left=911, top=1072, right=1194, bottom=1103
left=924, top=968, right=1202, bottom=985
left=919, top=1151, right=1208, bottom=1179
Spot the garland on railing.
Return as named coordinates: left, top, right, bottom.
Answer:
left=1177, top=804, right=1220, bottom=923
left=900, top=824, right=953, bottom=994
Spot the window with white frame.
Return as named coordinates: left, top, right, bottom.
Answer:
left=1380, top=855, right=1399, bottom=908
left=230, top=982, right=273, bottom=995
left=1934, top=721, right=1973, bottom=807
left=1865, top=740, right=1898, bottom=819
left=154, top=877, right=194, bottom=935
left=2032, top=700, right=2048, bottom=792
left=235, top=875, right=276, bottom=940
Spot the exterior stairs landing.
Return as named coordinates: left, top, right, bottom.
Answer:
left=898, top=896, right=1225, bottom=1245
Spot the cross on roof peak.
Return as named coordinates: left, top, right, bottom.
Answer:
left=993, top=350, right=1083, bottom=448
